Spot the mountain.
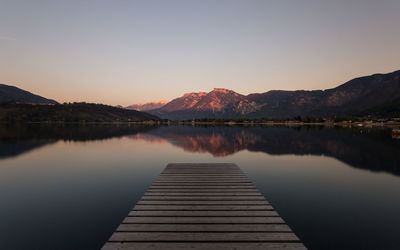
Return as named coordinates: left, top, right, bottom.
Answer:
left=0, top=83, right=58, bottom=104
left=161, top=92, right=207, bottom=112
left=192, top=88, right=256, bottom=114
left=0, top=102, right=159, bottom=122
left=247, top=70, right=400, bottom=118
left=148, top=70, right=400, bottom=119
left=150, top=88, right=258, bottom=119
left=126, top=101, right=168, bottom=111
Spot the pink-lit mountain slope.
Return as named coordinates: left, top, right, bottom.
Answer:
left=126, top=101, right=168, bottom=111
left=147, top=70, right=400, bottom=119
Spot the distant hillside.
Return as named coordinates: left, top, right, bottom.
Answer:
left=148, top=70, right=400, bottom=119
left=359, top=97, right=400, bottom=118
left=126, top=101, right=168, bottom=111
left=0, top=84, right=58, bottom=104
left=0, top=102, right=159, bottom=122
left=247, top=70, right=400, bottom=118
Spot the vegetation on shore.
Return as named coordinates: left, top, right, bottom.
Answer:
left=1, top=102, right=399, bottom=126
left=158, top=116, right=400, bottom=127
left=0, top=102, right=159, bottom=123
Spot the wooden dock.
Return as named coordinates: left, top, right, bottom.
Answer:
left=103, top=163, right=305, bottom=249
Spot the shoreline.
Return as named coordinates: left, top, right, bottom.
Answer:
left=1, top=120, right=399, bottom=128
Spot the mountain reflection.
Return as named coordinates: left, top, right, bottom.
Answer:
left=0, top=123, right=156, bottom=159
left=0, top=124, right=399, bottom=176
left=130, top=127, right=260, bottom=157
left=132, top=126, right=400, bottom=176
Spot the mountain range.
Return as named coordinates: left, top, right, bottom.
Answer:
left=126, top=101, right=168, bottom=111
left=136, top=70, right=400, bottom=119
left=2, top=69, right=400, bottom=120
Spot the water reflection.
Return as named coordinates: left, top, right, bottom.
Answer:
left=2, top=124, right=399, bottom=176
left=134, top=126, right=400, bottom=176
left=0, top=123, right=154, bottom=159
left=0, top=124, right=399, bottom=250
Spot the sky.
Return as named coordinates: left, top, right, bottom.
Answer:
left=0, top=0, right=399, bottom=106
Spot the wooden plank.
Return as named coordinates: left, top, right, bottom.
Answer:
left=166, top=164, right=239, bottom=167
left=155, top=181, right=251, bottom=183
left=163, top=169, right=241, bottom=171
left=158, top=174, right=246, bottom=176
left=148, top=188, right=258, bottom=191
left=155, top=180, right=251, bottom=183
left=154, top=179, right=251, bottom=181
left=162, top=170, right=242, bottom=172
left=158, top=175, right=246, bottom=178
left=158, top=175, right=247, bottom=177
left=161, top=171, right=243, bottom=173
left=163, top=167, right=241, bottom=169
left=156, top=177, right=250, bottom=180
left=160, top=171, right=243, bottom=173
left=122, top=216, right=285, bottom=224
left=137, top=200, right=270, bottom=205
left=140, top=196, right=267, bottom=200
left=159, top=173, right=246, bottom=175
left=153, top=181, right=253, bottom=183
left=146, top=189, right=261, bottom=193
left=158, top=173, right=246, bottom=175
left=149, top=184, right=258, bottom=190
left=116, top=223, right=292, bottom=232
left=109, top=232, right=300, bottom=242
left=132, top=205, right=273, bottom=210
left=102, top=242, right=306, bottom=250
left=151, top=183, right=254, bottom=186
left=151, top=183, right=255, bottom=186
left=165, top=166, right=239, bottom=168
left=144, top=192, right=262, bottom=196
left=147, top=188, right=259, bottom=192
left=128, top=210, right=279, bottom=217
left=167, top=162, right=234, bottom=164
left=164, top=168, right=241, bottom=170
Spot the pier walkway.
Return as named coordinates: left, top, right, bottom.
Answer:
left=103, top=163, right=305, bottom=249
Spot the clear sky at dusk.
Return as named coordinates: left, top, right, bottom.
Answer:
left=1, top=0, right=399, bottom=106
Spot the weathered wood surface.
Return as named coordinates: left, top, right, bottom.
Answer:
left=102, top=163, right=305, bottom=249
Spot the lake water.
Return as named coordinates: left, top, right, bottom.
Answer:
left=0, top=124, right=399, bottom=250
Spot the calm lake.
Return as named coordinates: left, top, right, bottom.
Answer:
left=0, top=124, right=399, bottom=250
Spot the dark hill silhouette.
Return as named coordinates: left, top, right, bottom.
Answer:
left=0, top=83, right=58, bottom=104
left=0, top=102, right=159, bottom=122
